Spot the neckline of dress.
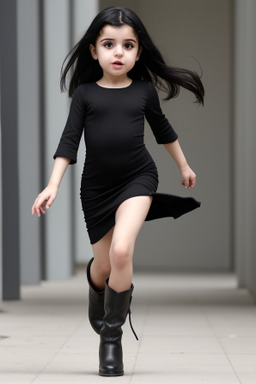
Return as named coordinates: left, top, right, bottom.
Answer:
left=95, top=81, right=134, bottom=90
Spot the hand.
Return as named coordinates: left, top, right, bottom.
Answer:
left=31, top=184, right=58, bottom=217
left=180, top=164, right=196, bottom=189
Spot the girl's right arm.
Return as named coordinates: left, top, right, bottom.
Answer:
left=31, top=157, right=71, bottom=217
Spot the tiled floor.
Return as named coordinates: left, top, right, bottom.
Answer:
left=0, top=269, right=256, bottom=383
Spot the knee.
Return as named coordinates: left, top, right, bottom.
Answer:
left=93, top=259, right=111, bottom=278
left=110, top=242, right=133, bottom=270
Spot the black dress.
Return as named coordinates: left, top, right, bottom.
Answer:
left=54, top=80, right=200, bottom=244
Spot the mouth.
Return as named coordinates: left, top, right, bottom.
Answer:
left=112, top=61, right=124, bottom=67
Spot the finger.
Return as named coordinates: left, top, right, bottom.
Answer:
left=36, top=195, right=49, bottom=210
left=35, top=207, right=41, bottom=217
left=46, top=196, right=55, bottom=209
left=34, top=197, right=48, bottom=217
left=32, top=202, right=39, bottom=216
left=32, top=195, right=41, bottom=215
left=32, top=198, right=38, bottom=215
left=188, top=180, right=196, bottom=189
left=181, top=180, right=189, bottom=189
left=184, top=178, right=190, bottom=189
left=190, top=175, right=196, bottom=188
left=36, top=203, right=46, bottom=215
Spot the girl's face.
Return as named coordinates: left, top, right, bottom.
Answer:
left=89, top=24, right=141, bottom=82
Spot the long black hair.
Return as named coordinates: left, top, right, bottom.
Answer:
left=60, top=6, right=204, bottom=104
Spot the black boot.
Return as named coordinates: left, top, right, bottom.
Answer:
left=86, top=258, right=105, bottom=334
left=99, top=278, right=138, bottom=377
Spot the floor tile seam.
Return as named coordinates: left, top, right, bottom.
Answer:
left=28, top=350, right=60, bottom=384
left=216, top=339, right=243, bottom=384
left=56, top=315, right=87, bottom=353
left=202, top=310, right=242, bottom=384
left=28, top=338, right=75, bottom=384
left=201, top=307, right=253, bottom=340
left=29, top=316, right=86, bottom=383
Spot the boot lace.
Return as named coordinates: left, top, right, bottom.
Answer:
left=128, top=296, right=139, bottom=340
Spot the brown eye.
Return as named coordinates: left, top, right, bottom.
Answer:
left=124, top=43, right=133, bottom=49
left=104, top=42, right=113, bottom=48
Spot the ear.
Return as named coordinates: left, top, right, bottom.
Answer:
left=136, top=46, right=142, bottom=61
left=89, top=44, right=98, bottom=60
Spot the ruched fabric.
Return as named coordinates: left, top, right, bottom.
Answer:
left=54, top=81, right=200, bottom=244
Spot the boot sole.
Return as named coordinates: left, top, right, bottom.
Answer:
left=99, top=370, right=124, bottom=377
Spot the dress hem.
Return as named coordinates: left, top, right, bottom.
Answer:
left=86, top=191, right=201, bottom=245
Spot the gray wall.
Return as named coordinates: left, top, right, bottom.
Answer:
left=100, top=0, right=233, bottom=271
left=234, top=0, right=256, bottom=297
left=0, top=76, right=2, bottom=309
left=1, top=0, right=256, bottom=299
left=73, top=0, right=96, bottom=264
left=17, top=0, right=41, bottom=284
left=0, top=0, right=98, bottom=299
left=0, top=0, right=20, bottom=299
left=44, top=0, right=73, bottom=279
left=44, top=0, right=98, bottom=275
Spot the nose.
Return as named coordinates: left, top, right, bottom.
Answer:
left=114, top=44, right=123, bottom=57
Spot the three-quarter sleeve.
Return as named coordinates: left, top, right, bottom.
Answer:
left=53, top=85, right=86, bottom=164
left=145, top=82, right=178, bottom=144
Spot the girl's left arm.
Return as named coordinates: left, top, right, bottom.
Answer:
left=163, top=139, right=196, bottom=189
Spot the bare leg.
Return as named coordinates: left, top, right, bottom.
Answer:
left=109, top=195, right=153, bottom=292
left=91, top=226, right=114, bottom=290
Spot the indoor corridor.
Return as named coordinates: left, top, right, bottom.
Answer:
left=0, top=268, right=255, bottom=384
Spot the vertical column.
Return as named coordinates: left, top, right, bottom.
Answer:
left=0, top=80, right=2, bottom=309
left=73, top=0, right=98, bottom=263
left=0, top=0, right=20, bottom=299
left=17, top=0, right=41, bottom=284
left=234, top=0, right=256, bottom=296
left=43, top=0, right=72, bottom=279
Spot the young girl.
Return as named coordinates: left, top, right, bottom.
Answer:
left=32, top=6, right=204, bottom=377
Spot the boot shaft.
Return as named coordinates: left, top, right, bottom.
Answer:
left=99, top=278, right=134, bottom=377
left=101, top=278, right=133, bottom=338
left=86, top=257, right=105, bottom=334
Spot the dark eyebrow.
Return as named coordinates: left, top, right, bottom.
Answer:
left=100, top=38, right=137, bottom=43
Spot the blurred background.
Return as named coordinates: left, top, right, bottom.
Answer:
left=0, top=0, right=255, bottom=307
